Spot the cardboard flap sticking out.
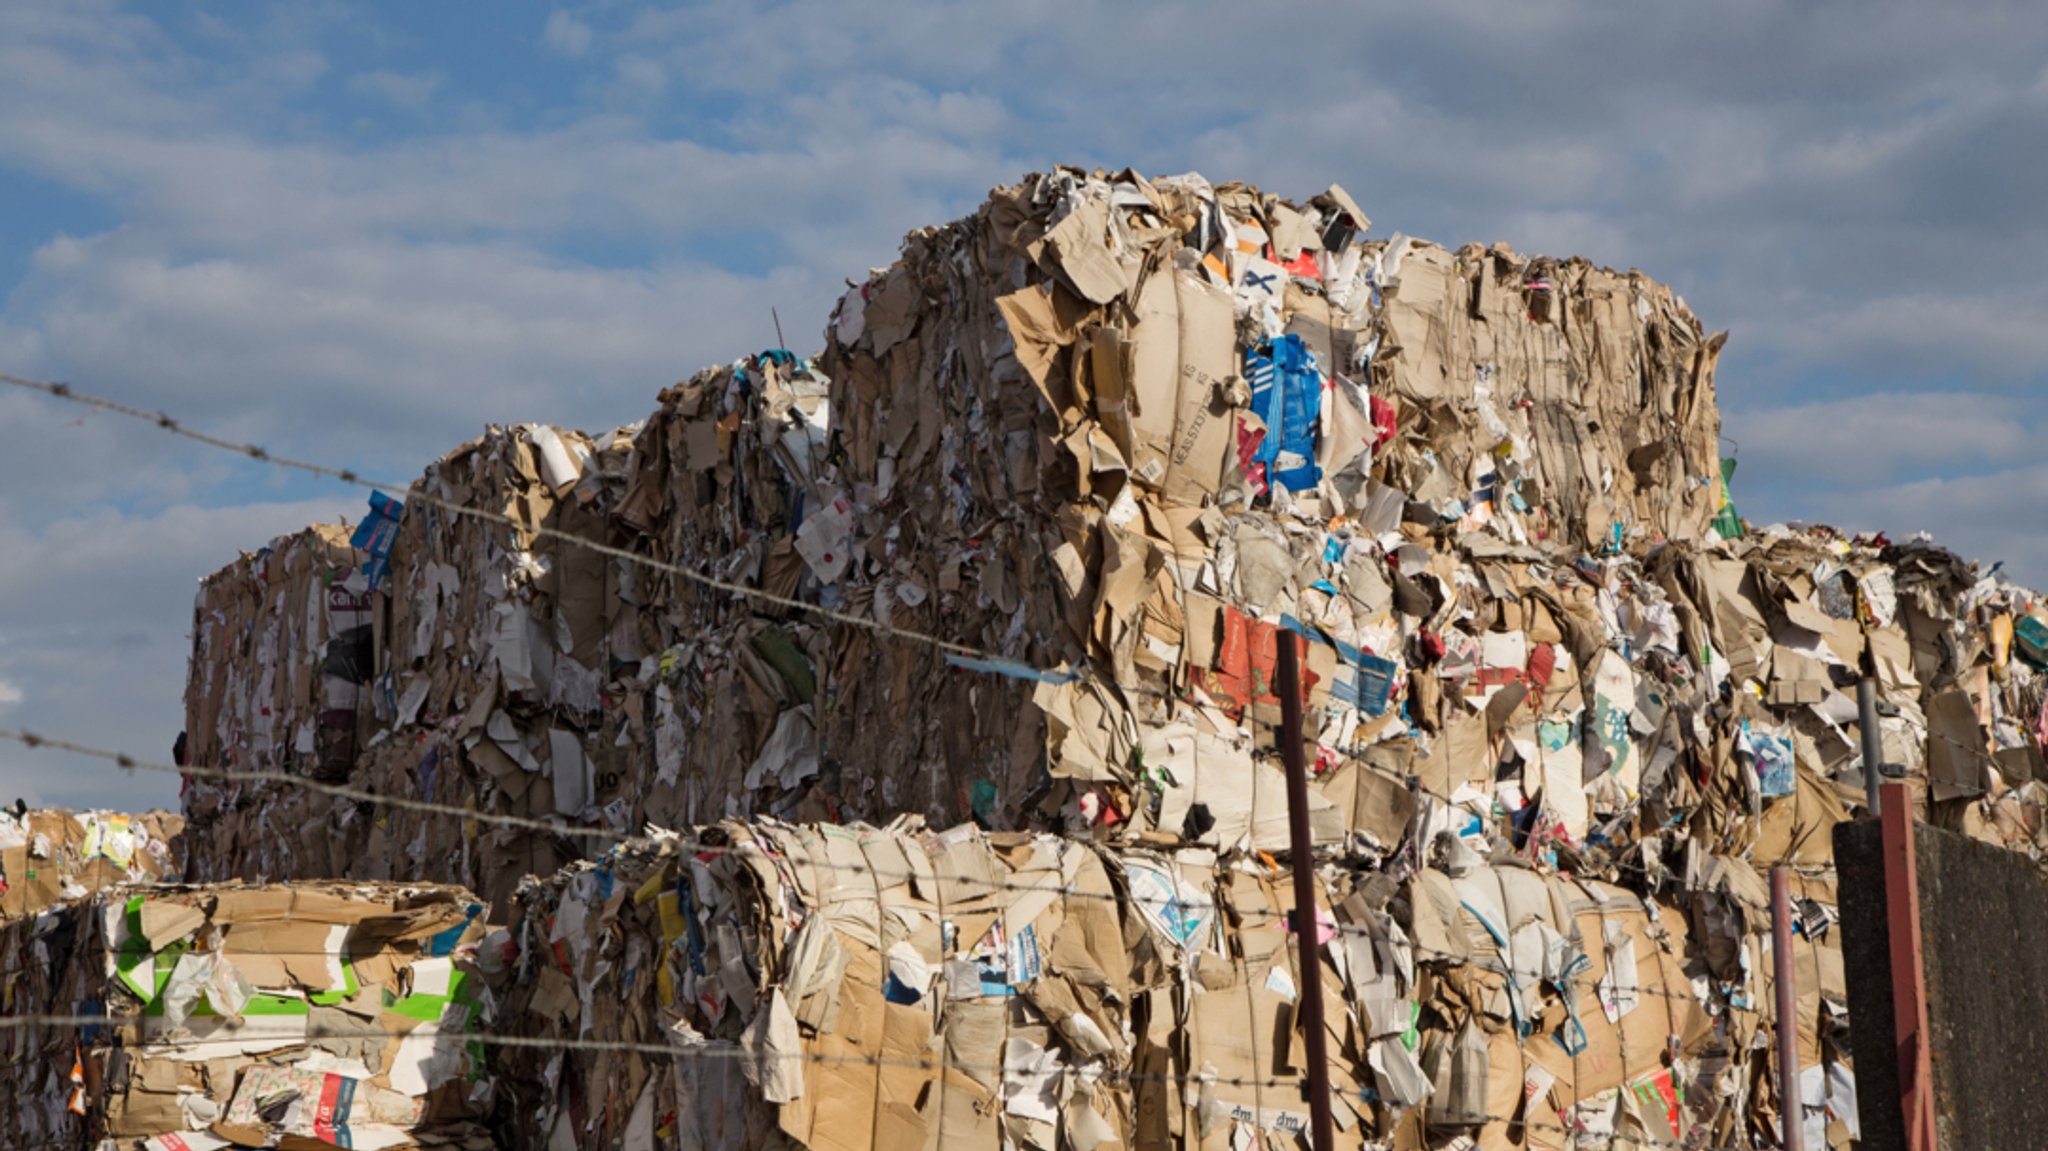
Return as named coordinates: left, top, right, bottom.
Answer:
left=107, top=1073, right=189, bottom=1137
left=205, top=890, right=297, bottom=924
left=861, top=267, right=920, bottom=355
left=1125, top=266, right=1181, bottom=487
left=1995, top=743, right=2042, bottom=786
left=140, top=901, right=209, bottom=951
left=221, top=921, right=350, bottom=993
left=996, top=285, right=1084, bottom=405
left=1925, top=688, right=1990, bottom=800
left=1163, top=270, right=1237, bottom=503
left=1045, top=197, right=1133, bottom=306
left=1316, top=758, right=1419, bottom=849
left=1768, top=645, right=1829, bottom=706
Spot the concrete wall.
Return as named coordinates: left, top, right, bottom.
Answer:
left=1836, top=816, right=2048, bottom=1150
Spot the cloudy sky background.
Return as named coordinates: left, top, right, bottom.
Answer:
left=2, top=0, right=2044, bottom=810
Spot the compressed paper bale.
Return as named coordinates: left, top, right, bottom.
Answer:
left=0, top=880, right=493, bottom=1150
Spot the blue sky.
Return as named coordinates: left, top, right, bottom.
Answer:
left=2, top=0, right=2045, bottom=810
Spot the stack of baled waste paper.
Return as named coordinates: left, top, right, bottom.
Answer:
left=169, top=167, right=2048, bottom=1148
left=178, top=168, right=2045, bottom=904
left=0, top=880, right=496, bottom=1150
left=489, top=817, right=1852, bottom=1151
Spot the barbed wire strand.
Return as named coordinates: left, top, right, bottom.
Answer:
left=8, top=372, right=2029, bottom=906
left=0, top=373, right=996, bottom=663
left=16, top=365, right=2021, bottom=806
left=0, top=723, right=1883, bottom=1000
left=0, top=1011, right=1801, bottom=1151
left=0, top=724, right=1857, bottom=916
left=1, top=727, right=626, bottom=844
left=1, top=734, right=1863, bottom=1014
left=0, top=742, right=1837, bottom=1023
left=0, top=1012, right=1270, bottom=1088
left=0, top=1003, right=1810, bottom=1146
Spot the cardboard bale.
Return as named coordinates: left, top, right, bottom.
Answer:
left=183, top=523, right=367, bottom=787
left=178, top=362, right=852, bottom=906
left=0, top=880, right=495, bottom=1150
left=0, top=809, right=182, bottom=921
left=487, top=817, right=1850, bottom=1151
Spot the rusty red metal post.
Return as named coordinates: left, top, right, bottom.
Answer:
left=1274, top=636, right=1335, bottom=1151
left=1881, top=781, right=1938, bottom=1150
left=1771, top=866, right=1806, bottom=1151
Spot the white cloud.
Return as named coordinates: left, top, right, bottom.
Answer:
left=612, top=54, right=667, bottom=100
left=1725, top=391, right=2046, bottom=486
left=0, top=680, right=22, bottom=707
left=8, top=232, right=835, bottom=479
left=1, top=2, right=2042, bottom=489
left=346, top=69, right=441, bottom=109
left=542, top=10, right=592, bottom=57
left=1745, top=289, right=2048, bottom=382
left=247, top=47, right=328, bottom=92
